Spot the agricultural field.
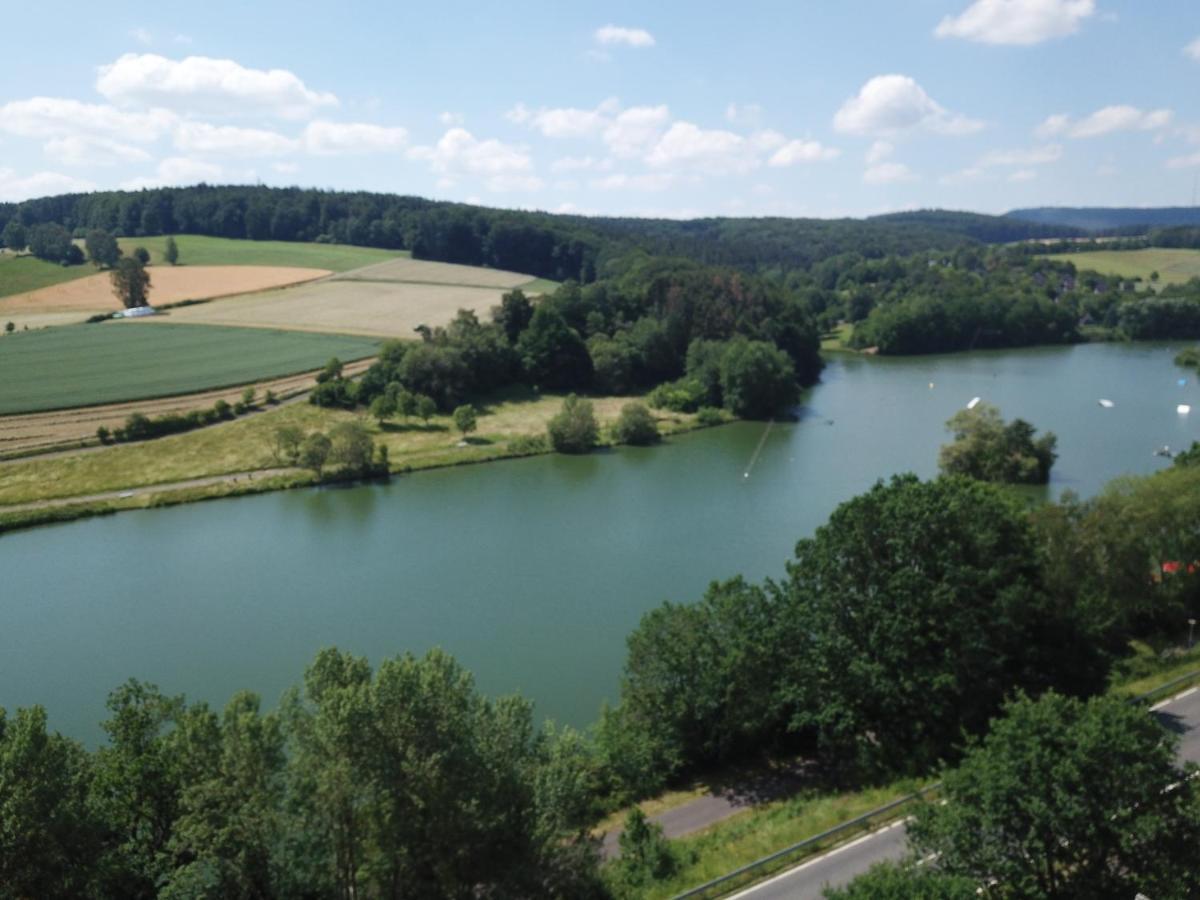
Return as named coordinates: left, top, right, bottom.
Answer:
left=1042, top=248, right=1200, bottom=287
left=159, top=277, right=517, bottom=337
left=0, top=322, right=379, bottom=415
left=336, top=256, right=542, bottom=289
left=0, top=357, right=375, bottom=458
left=0, top=236, right=402, bottom=301
left=114, top=235, right=403, bottom=271
left=0, top=265, right=329, bottom=331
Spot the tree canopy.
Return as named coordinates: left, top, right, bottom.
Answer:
left=938, top=403, right=1057, bottom=484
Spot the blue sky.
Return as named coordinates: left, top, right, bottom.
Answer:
left=2, top=0, right=1198, bottom=218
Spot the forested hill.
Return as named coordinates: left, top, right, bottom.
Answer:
left=1007, top=206, right=1200, bottom=233
left=0, top=185, right=1076, bottom=283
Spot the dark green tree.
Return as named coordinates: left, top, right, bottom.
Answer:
left=110, top=257, right=152, bottom=309
left=133, top=246, right=151, bottom=265
left=329, top=421, right=375, bottom=473
left=85, top=229, right=121, bottom=268
left=0, top=706, right=100, bottom=899
left=453, top=403, right=477, bottom=436
left=781, top=475, right=1107, bottom=774
left=547, top=393, right=598, bottom=453
left=826, top=861, right=977, bottom=899
left=299, top=432, right=332, bottom=476
left=718, top=339, right=798, bottom=418
left=939, top=403, right=1057, bottom=484
left=1, top=219, right=26, bottom=251
left=518, top=306, right=593, bottom=389
left=164, top=235, right=179, bottom=265
left=911, top=691, right=1200, bottom=899
left=611, top=402, right=660, bottom=446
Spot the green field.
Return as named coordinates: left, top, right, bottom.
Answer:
left=114, top=235, right=405, bottom=271
left=1042, top=248, right=1200, bottom=287
left=0, top=253, right=94, bottom=299
left=0, top=322, right=380, bottom=415
left=0, top=237, right=405, bottom=301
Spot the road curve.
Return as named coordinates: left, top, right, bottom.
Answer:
left=726, top=687, right=1200, bottom=900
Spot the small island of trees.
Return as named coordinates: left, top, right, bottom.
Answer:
left=939, top=402, right=1057, bottom=484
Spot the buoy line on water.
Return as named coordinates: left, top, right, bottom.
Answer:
left=743, top=419, right=775, bottom=479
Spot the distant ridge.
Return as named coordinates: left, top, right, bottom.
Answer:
left=1006, top=206, right=1200, bottom=233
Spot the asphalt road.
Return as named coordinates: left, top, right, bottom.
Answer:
left=726, top=686, right=1200, bottom=900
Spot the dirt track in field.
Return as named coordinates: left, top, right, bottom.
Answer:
left=0, top=357, right=373, bottom=459
left=0, top=265, right=331, bottom=328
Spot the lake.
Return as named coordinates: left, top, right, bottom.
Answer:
left=2, top=343, right=1196, bottom=743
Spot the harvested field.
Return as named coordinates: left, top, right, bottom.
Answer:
left=0, top=323, right=380, bottom=415
left=335, top=256, right=537, bottom=289
left=0, top=358, right=374, bottom=458
left=0, top=265, right=330, bottom=329
left=157, top=279, right=508, bottom=337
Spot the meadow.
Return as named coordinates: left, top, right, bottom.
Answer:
left=1043, top=247, right=1200, bottom=287
left=336, top=256, right=542, bottom=289
left=0, top=322, right=379, bottom=415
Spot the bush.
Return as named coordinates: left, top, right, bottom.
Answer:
left=309, top=378, right=358, bottom=409
left=696, top=406, right=723, bottom=426
left=547, top=394, right=599, bottom=454
left=96, top=426, right=111, bottom=444
left=453, top=404, right=477, bottom=436
left=508, top=434, right=548, bottom=455
left=647, top=378, right=705, bottom=413
left=612, top=402, right=659, bottom=446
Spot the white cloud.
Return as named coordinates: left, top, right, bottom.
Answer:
left=0, top=97, right=175, bottom=141
left=409, top=128, right=538, bottom=191
left=866, top=140, right=894, bottom=164
left=863, top=161, right=917, bottom=184
left=0, top=168, right=96, bottom=201
left=302, top=120, right=408, bottom=155
left=44, top=135, right=152, bottom=166
left=439, top=111, right=464, bottom=126
left=1037, top=105, right=1173, bottom=138
left=174, top=121, right=296, bottom=156
left=935, top=0, right=1095, bottom=45
left=768, top=138, right=840, bottom=166
left=603, top=105, right=670, bottom=157
left=594, top=25, right=655, bottom=48
left=121, top=156, right=223, bottom=189
left=833, top=75, right=983, bottom=137
left=1008, top=169, right=1037, bottom=182
left=506, top=98, right=619, bottom=139
left=96, top=53, right=338, bottom=119
left=645, top=122, right=755, bottom=174
left=1186, top=37, right=1200, bottom=60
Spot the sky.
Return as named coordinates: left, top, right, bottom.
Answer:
left=2, top=0, right=1199, bottom=219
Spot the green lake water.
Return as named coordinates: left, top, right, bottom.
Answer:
left=2, top=343, right=1197, bottom=743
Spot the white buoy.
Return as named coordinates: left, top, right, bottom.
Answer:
left=1179, top=404, right=1192, bottom=415
left=967, top=396, right=981, bottom=410
left=1098, top=399, right=1114, bottom=409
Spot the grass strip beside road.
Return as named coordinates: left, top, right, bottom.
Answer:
left=635, top=779, right=928, bottom=900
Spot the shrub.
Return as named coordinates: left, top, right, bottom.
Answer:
left=612, top=402, right=660, bottom=446
left=647, top=378, right=705, bottom=413
left=547, top=394, right=599, bottom=454
left=696, top=406, right=723, bottom=426
left=96, top=426, right=111, bottom=444
left=508, top=434, right=548, bottom=455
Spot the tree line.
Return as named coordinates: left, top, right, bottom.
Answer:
left=0, top=186, right=1082, bottom=285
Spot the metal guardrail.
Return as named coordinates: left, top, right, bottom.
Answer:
left=670, top=667, right=1200, bottom=900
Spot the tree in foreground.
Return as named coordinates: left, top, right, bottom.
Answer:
left=611, top=401, right=660, bottom=446
left=910, top=691, right=1200, bottom=899
left=939, top=402, right=1057, bottom=484
left=780, top=474, right=1106, bottom=775
left=110, top=257, right=151, bottom=309
left=548, top=393, right=598, bottom=453
left=164, top=235, right=179, bottom=265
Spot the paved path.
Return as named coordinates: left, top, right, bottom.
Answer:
left=723, top=687, right=1200, bottom=900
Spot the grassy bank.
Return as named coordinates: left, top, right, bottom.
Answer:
left=1042, top=247, right=1200, bottom=288
left=0, top=389, right=720, bottom=532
